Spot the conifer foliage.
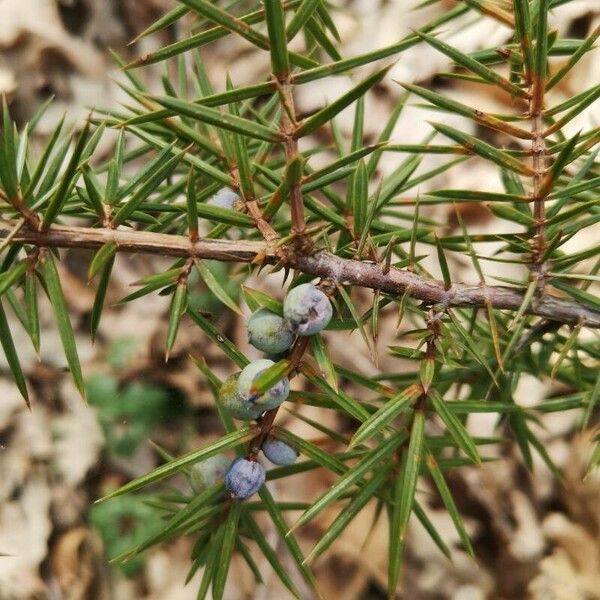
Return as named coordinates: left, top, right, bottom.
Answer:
left=1, top=0, right=600, bottom=597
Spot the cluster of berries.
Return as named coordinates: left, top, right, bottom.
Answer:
left=189, top=437, right=299, bottom=498
left=191, top=283, right=333, bottom=500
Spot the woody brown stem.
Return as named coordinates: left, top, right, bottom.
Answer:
left=0, top=191, right=40, bottom=229
left=530, top=76, right=547, bottom=293
left=2, top=222, right=599, bottom=327
left=247, top=337, right=310, bottom=458
left=279, top=82, right=305, bottom=237
left=244, top=196, right=280, bottom=243
left=227, top=157, right=279, bottom=244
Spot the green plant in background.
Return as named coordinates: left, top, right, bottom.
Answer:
left=89, top=495, right=162, bottom=577
left=1, top=0, right=600, bottom=597
left=87, top=374, right=171, bottom=457
left=86, top=337, right=182, bottom=576
left=87, top=337, right=177, bottom=457
left=106, top=336, right=140, bottom=370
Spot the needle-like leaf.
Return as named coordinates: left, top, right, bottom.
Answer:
left=388, top=411, right=425, bottom=595
left=286, top=0, right=321, bottom=40
left=294, top=66, right=391, bottom=138
left=194, top=260, right=242, bottom=316
left=426, top=449, right=474, bottom=556
left=41, top=122, right=90, bottom=230
left=0, top=301, right=29, bottom=406
left=291, top=433, right=405, bottom=530
left=98, top=428, right=255, bottom=501
left=430, top=390, right=481, bottom=464
left=350, top=385, right=421, bottom=448
left=177, top=0, right=315, bottom=69
left=88, top=241, right=118, bottom=281
left=415, top=30, right=529, bottom=98
left=264, top=0, right=290, bottom=79
left=40, top=252, right=85, bottom=397
left=212, top=502, right=241, bottom=600
left=400, top=82, right=532, bottom=139
left=432, top=122, right=535, bottom=175
left=165, top=280, right=188, bottom=360
left=90, top=255, right=115, bottom=342
left=151, top=95, right=284, bottom=143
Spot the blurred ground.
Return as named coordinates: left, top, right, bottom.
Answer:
left=1, top=1, right=600, bottom=599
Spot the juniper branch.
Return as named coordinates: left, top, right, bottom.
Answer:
left=529, top=2, right=549, bottom=293
left=0, top=190, right=41, bottom=229
left=3, top=221, right=599, bottom=327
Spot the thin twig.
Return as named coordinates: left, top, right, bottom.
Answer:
left=242, top=194, right=279, bottom=243
left=531, top=109, right=547, bottom=293
left=530, top=31, right=548, bottom=294
left=0, top=217, right=25, bottom=252
left=2, top=222, right=599, bottom=327
left=250, top=9, right=310, bottom=456
left=225, top=147, right=279, bottom=244
left=0, top=190, right=40, bottom=229
left=279, top=81, right=306, bottom=237
left=248, top=336, right=310, bottom=459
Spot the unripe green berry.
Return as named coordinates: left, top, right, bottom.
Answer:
left=247, top=308, right=295, bottom=354
left=238, top=359, right=289, bottom=409
left=262, top=438, right=298, bottom=466
left=225, top=457, right=265, bottom=499
left=283, top=283, right=332, bottom=336
left=207, top=188, right=241, bottom=210
left=219, top=373, right=265, bottom=420
left=189, top=454, right=232, bottom=493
